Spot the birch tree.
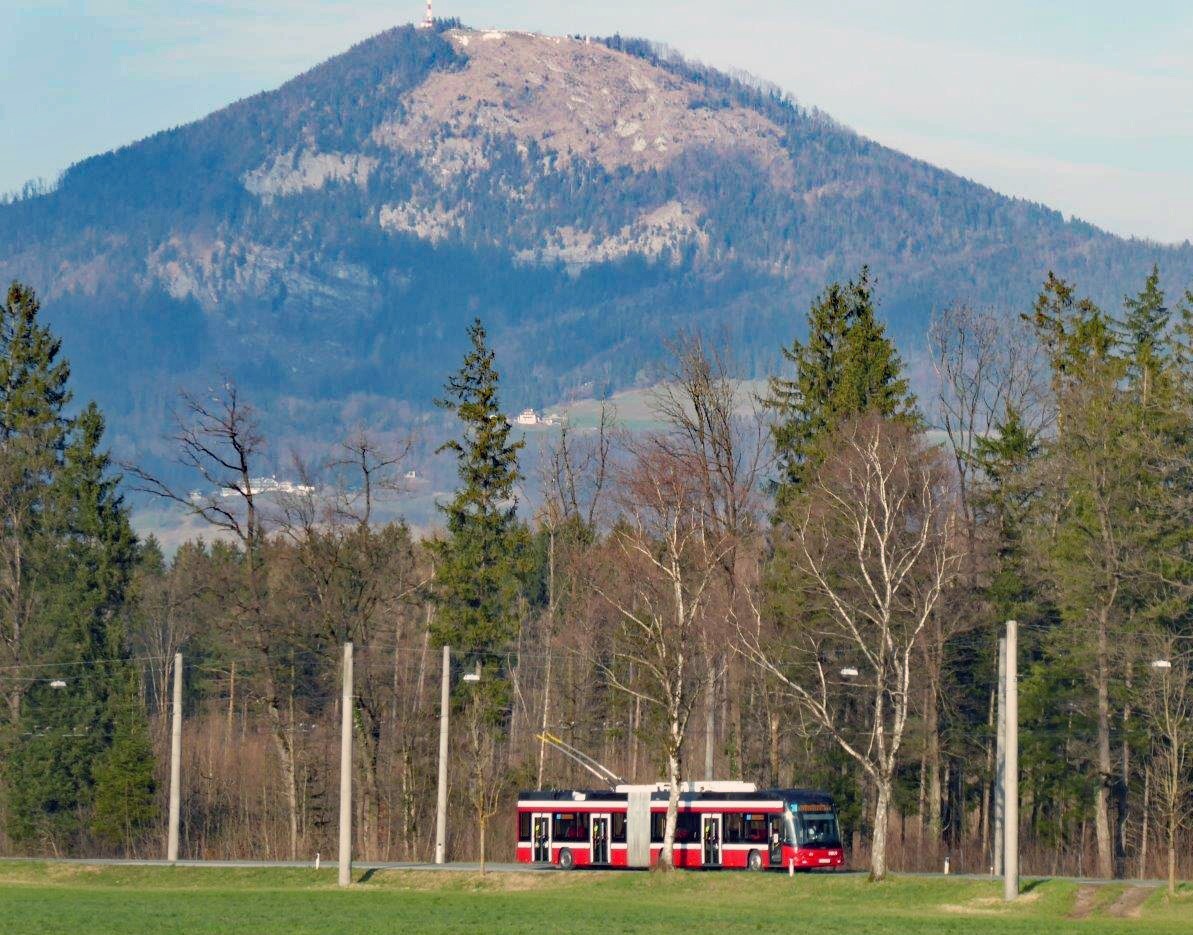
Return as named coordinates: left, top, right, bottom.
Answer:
left=595, top=442, right=732, bottom=868
left=741, top=415, right=960, bottom=880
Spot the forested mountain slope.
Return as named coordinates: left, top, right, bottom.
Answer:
left=2, top=22, right=1190, bottom=461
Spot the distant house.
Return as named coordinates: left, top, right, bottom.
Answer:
left=514, top=408, right=540, bottom=426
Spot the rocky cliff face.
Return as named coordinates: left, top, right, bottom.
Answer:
left=2, top=23, right=1190, bottom=469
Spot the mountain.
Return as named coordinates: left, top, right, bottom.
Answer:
left=3, top=22, right=1191, bottom=469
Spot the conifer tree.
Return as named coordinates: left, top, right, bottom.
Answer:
left=90, top=702, right=157, bottom=848
left=0, top=286, right=150, bottom=852
left=1023, top=270, right=1192, bottom=879
left=1119, top=265, right=1170, bottom=405
left=431, top=319, right=528, bottom=663
left=972, top=403, right=1045, bottom=624
left=763, top=267, right=918, bottom=503
left=0, top=282, right=72, bottom=722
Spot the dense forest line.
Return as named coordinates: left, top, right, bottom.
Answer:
left=1, top=264, right=1191, bottom=889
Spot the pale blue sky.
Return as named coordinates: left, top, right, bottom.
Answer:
left=3, top=1, right=1191, bottom=242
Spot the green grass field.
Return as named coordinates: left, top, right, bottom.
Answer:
left=0, top=863, right=1189, bottom=935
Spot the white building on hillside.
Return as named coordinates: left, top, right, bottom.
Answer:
left=514, top=408, right=540, bottom=426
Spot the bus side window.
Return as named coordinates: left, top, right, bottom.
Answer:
left=518, top=812, right=531, bottom=841
left=611, top=812, right=627, bottom=843
left=676, top=812, right=698, bottom=843
left=552, top=812, right=590, bottom=842
left=650, top=812, right=665, bottom=843
left=723, top=812, right=743, bottom=843
left=744, top=814, right=766, bottom=843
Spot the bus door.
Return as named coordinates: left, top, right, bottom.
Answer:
left=702, top=815, right=722, bottom=867
left=532, top=813, right=551, bottom=862
left=768, top=815, right=785, bottom=866
left=591, top=814, right=610, bottom=865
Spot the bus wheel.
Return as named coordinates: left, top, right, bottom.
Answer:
left=558, top=848, right=575, bottom=871
left=747, top=850, right=763, bottom=871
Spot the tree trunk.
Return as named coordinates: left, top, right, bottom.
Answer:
left=268, top=715, right=300, bottom=860
left=926, top=687, right=942, bottom=846
left=704, top=662, right=716, bottom=779
left=360, top=743, right=381, bottom=860
left=263, top=670, right=300, bottom=861
left=870, top=774, right=892, bottom=881
left=662, top=742, right=681, bottom=869
left=767, top=705, right=781, bottom=787
left=1139, top=765, right=1149, bottom=880
left=629, top=691, right=640, bottom=781
left=226, top=662, right=236, bottom=743
left=537, top=646, right=552, bottom=788
left=981, top=684, right=995, bottom=861
left=1167, top=829, right=1176, bottom=898
left=1094, top=610, right=1114, bottom=878
left=1116, top=663, right=1131, bottom=879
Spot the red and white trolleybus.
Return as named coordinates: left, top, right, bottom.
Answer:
left=515, top=781, right=845, bottom=871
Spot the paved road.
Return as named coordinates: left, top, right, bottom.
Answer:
left=0, top=856, right=1175, bottom=887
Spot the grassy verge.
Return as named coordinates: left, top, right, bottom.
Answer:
left=0, top=862, right=1189, bottom=934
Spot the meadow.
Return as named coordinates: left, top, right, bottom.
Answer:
left=0, top=863, right=1189, bottom=935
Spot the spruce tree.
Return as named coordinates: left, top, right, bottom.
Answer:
left=431, top=319, right=528, bottom=668
left=0, top=286, right=150, bottom=852
left=763, top=267, right=918, bottom=503
left=0, top=282, right=72, bottom=722
left=972, top=404, right=1045, bottom=624
left=90, top=704, right=157, bottom=848
left=1119, top=264, right=1170, bottom=405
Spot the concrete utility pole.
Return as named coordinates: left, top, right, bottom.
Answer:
left=435, top=644, right=450, bottom=864
left=167, top=651, right=183, bottom=863
left=993, top=636, right=1006, bottom=876
left=1003, top=621, right=1019, bottom=902
left=338, top=642, right=354, bottom=887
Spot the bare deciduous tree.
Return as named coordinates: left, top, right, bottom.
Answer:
left=126, top=382, right=306, bottom=859
left=595, top=441, right=733, bottom=868
left=1138, top=639, right=1193, bottom=896
left=536, top=407, right=613, bottom=785
left=275, top=428, right=426, bottom=859
left=740, top=415, right=960, bottom=880
left=925, top=306, right=1047, bottom=846
left=652, top=336, right=767, bottom=779
left=465, top=688, right=512, bottom=875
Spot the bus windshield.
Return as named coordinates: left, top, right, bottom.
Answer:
left=794, top=813, right=841, bottom=849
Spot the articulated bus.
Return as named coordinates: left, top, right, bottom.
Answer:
left=515, top=781, right=845, bottom=871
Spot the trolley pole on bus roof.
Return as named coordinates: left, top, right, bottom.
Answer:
left=435, top=644, right=450, bottom=864
left=338, top=641, right=353, bottom=887
left=167, top=651, right=182, bottom=863
left=1003, top=621, right=1019, bottom=902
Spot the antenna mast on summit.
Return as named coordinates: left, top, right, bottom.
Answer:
left=418, top=0, right=433, bottom=29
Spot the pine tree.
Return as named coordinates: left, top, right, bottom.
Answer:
left=763, top=267, right=918, bottom=503
left=431, top=319, right=529, bottom=664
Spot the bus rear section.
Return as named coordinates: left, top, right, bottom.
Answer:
left=515, top=790, right=630, bottom=869
left=516, top=783, right=844, bottom=871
